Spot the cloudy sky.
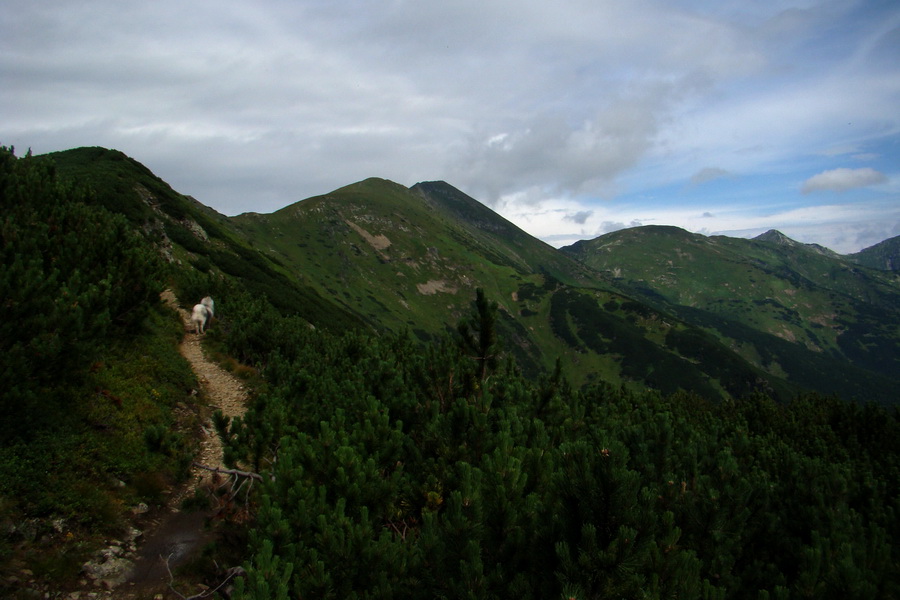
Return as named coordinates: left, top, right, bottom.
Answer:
left=3, top=0, right=899, bottom=253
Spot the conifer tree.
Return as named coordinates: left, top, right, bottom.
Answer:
left=457, top=287, right=500, bottom=383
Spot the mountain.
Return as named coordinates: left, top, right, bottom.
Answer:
left=232, top=176, right=807, bottom=398
left=11, top=146, right=899, bottom=600
left=42, top=147, right=900, bottom=404
left=41, top=148, right=797, bottom=401
left=47, top=146, right=365, bottom=330
left=561, top=226, right=900, bottom=405
left=410, top=181, right=605, bottom=288
left=229, top=176, right=588, bottom=337
left=753, top=229, right=841, bottom=258
left=847, top=234, right=900, bottom=271
left=230, top=177, right=609, bottom=332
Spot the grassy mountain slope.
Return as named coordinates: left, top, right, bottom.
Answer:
left=562, top=226, right=900, bottom=404
left=42, top=147, right=873, bottom=402
left=47, top=147, right=364, bottom=330
left=847, top=234, right=900, bottom=271
left=232, top=177, right=524, bottom=335
left=231, top=177, right=582, bottom=376
left=231, top=178, right=791, bottom=397
left=411, top=181, right=608, bottom=288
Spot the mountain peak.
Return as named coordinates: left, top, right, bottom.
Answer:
left=753, top=229, right=841, bottom=257
left=754, top=229, right=797, bottom=246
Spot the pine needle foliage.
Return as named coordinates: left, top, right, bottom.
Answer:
left=1, top=146, right=164, bottom=438
left=220, top=290, right=900, bottom=599
left=0, top=147, right=196, bottom=580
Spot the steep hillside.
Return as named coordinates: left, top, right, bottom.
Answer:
left=231, top=177, right=583, bottom=377
left=42, top=146, right=883, bottom=403
left=411, top=181, right=608, bottom=288
left=231, top=178, right=788, bottom=397
left=562, top=226, right=900, bottom=404
left=232, top=177, right=526, bottom=335
left=847, top=234, right=900, bottom=271
left=46, top=147, right=363, bottom=330
left=0, top=147, right=202, bottom=592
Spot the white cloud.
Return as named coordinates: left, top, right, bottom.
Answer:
left=1, top=0, right=898, bottom=249
left=451, top=88, right=670, bottom=203
left=801, top=167, right=887, bottom=193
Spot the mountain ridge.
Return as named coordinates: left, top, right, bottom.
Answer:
left=8, top=145, right=899, bottom=600
left=41, top=146, right=900, bottom=404
left=561, top=224, right=900, bottom=404
left=848, top=234, right=900, bottom=271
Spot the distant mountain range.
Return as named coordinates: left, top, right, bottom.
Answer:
left=562, top=225, right=900, bottom=405
left=46, top=147, right=900, bottom=405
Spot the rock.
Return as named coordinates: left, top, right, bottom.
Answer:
left=101, top=545, right=123, bottom=559
left=81, top=556, right=134, bottom=584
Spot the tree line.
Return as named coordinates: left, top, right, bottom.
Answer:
left=216, top=288, right=899, bottom=599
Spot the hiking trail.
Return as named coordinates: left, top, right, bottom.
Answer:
left=75, top=291, right=250, bottom=600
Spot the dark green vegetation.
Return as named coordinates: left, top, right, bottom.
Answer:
left=49, top=146, right=364, bottom=328
left=42, top=147, right=900, bottom=405
left=219, top=290, right=900, bottom=599
left=3, top=144, right=898, bottom=595
left=0, top=147, right=199, bottom=582
left=562, top=226, right=900, bottom=406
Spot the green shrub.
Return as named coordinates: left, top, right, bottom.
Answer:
left=1, top=147, right=164, bottom=441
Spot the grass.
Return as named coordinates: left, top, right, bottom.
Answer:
left=562, top=225, right=900, bottom=403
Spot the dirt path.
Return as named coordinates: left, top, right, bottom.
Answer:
left=162, top=290, right=249, bottom=505
left=91, top=292, right=250, bottom=599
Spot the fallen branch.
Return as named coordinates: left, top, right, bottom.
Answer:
left=192, top=462, right=263, bottom=481
left=165, top=550, right=246, bottom=600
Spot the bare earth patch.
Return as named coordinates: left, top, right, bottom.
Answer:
left=417, top=279, right=457, bottom=295
left=346, top=220, right=392, bottom=251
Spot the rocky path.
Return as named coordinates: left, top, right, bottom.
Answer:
left=162, top=290, right=249, bottom=505
left=74, top=292, right=250, bottom=600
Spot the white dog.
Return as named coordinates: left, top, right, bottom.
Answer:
left=190, top=304, right=209, bottom=334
